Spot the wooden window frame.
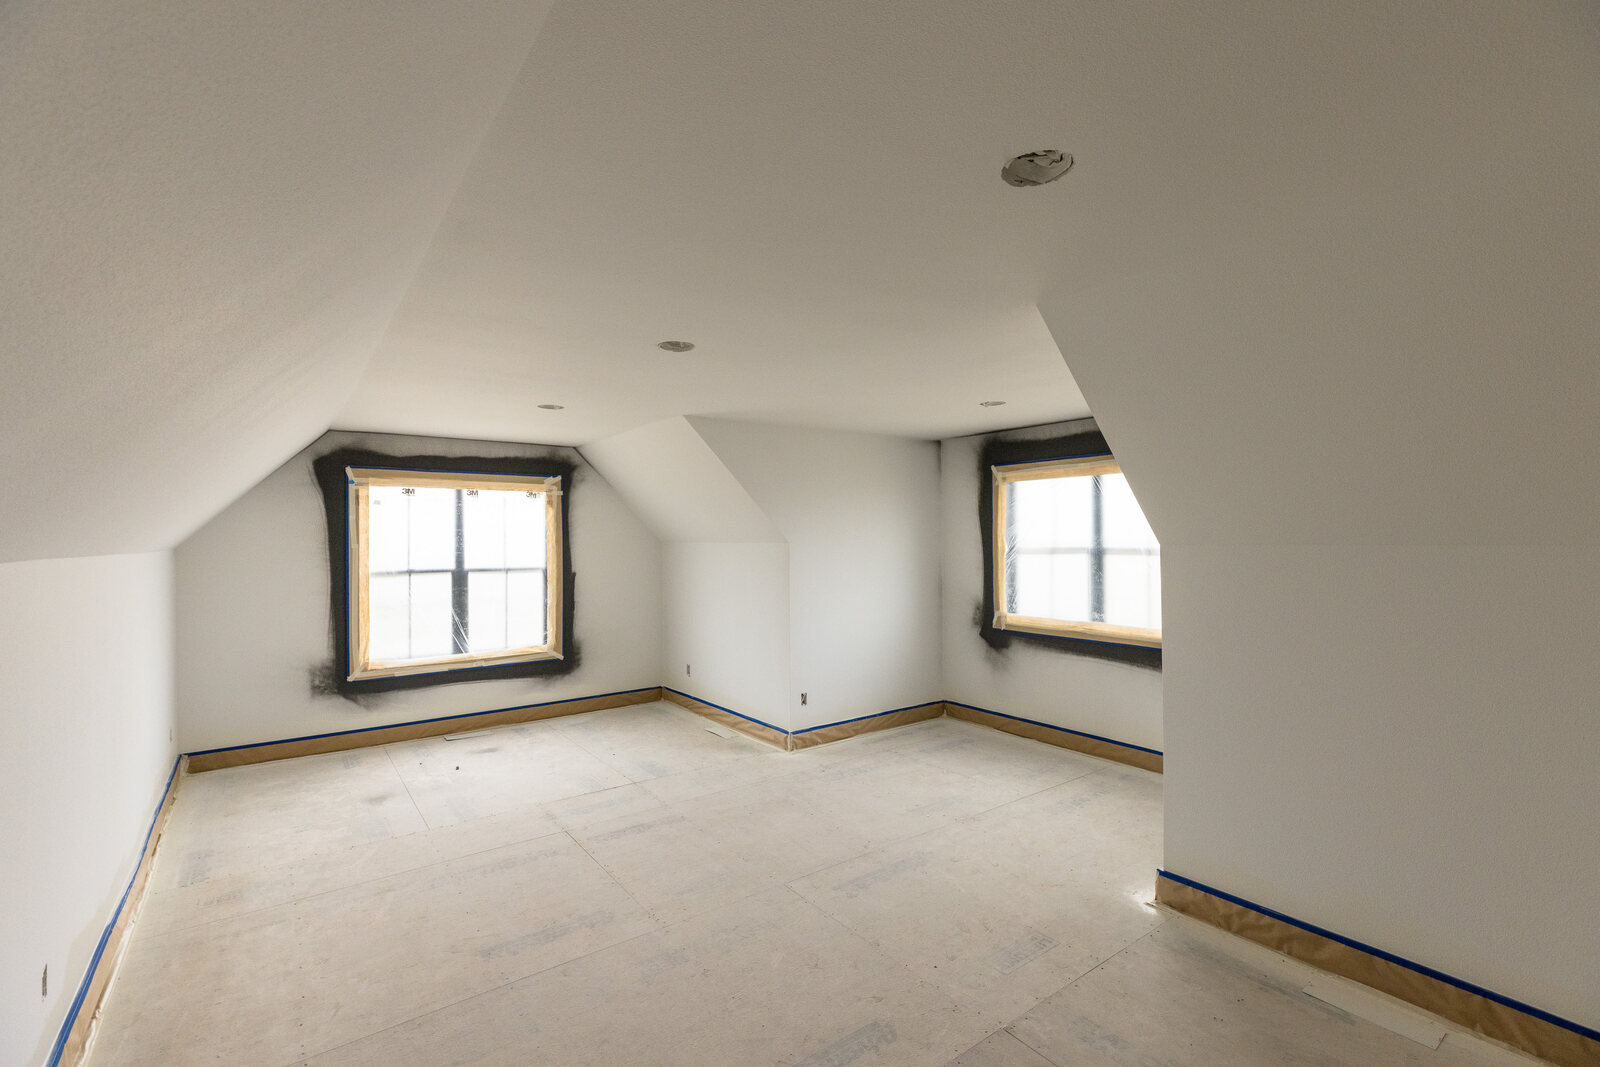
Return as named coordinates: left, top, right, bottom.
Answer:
left=991, top=454, right=1162, bottom=649
left=345, top=466, right=565, bottom=681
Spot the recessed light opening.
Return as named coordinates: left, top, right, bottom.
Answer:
left=657, top=340, right=695, bottom=353
left=1001, top=150, right=1073, bottom=187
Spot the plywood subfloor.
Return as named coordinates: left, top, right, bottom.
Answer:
left=91, top=702, right=1537, bottom=1066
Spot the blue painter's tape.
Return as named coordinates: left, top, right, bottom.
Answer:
left=1156, top=869, right=1600, bottom=1044
left=184, top=687, right=662, bottom=758
left=790, top=701, right=941, bottom=735
left=663, top=687, right=790, bottom=735
left=48, top=755, right=182, bottom=1067
left=945, top=700, right=1162, bottom=757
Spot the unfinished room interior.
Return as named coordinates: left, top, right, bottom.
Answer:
left=3, top=2, right=1596, bottom=1065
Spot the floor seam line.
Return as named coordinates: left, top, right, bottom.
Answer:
left=564, top=829, right=659, bottom=922
left=277, top=924, right=668, bottom=1067
left=1003, top=917, right=1168, bottom=1059
left=384, top=744, right=432, bottom=831
left=143, top=826, right=573, bottom=941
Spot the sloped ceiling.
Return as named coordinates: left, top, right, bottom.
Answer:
left=580, top=417, right=783, bottom=543
left=0, top=0, right=553, bottom=562
left=6, top=1, right=1595, bottom=563
left=1036, top=2, right=1600, bottom=548
left=333, top=0, right=1102, bottom=445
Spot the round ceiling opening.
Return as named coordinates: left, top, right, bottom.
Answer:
left=1001, top=150, right=1073, bottom=187
left=657, top=340, right=696, bottom=353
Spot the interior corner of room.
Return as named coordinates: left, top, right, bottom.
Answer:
left=3, top=3, right=1597, bottom=1065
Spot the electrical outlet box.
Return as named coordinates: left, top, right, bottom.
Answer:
left=800, top=692, right=807, bottom=706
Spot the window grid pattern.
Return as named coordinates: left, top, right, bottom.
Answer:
left=367, top=485, right=549, bottom=664
left=993, top=457, right=1161, bottom=646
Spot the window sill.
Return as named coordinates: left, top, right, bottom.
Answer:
left=992, top=614, right=1162, bottom=649
left=350, top=646, right=563, bottom=682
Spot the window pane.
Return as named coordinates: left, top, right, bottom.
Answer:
left=467, top=570, right=508, bottom=653
left=1104, top=553, right=1162, bottom=630
left=368, top=574, right=411, bottom=661
left=1013, top=550, right=1090, bottom=622
left=507, top=569, right=547, bottom=648
left=1002, top=465, right=1161, bottom=635
left=1009, top=476, right=1092, bottom=551
left=506, top=492, right=547, bottom=569
left=356, top=474, right=559, bottom=673
left=368, top=487, right=409, bottom=573
left=408, top=572, right=454, bottom=659
left=408, top=488, right=456, bottom=571
left=1100, top=474, right=1158, bottom=550
left=463, top=489, right=505, bottom=570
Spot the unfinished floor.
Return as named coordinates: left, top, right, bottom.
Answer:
left=89, top=702, right=1538, bottom=1066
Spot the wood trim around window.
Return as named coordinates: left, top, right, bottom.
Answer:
left=991, top=454, right=1163, bottom=649
left=344, top=467, right=565, bottom=681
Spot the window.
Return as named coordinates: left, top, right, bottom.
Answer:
left=992, top=455, right=1161, bottom=647
left=345, top=467, right=564, bottom=680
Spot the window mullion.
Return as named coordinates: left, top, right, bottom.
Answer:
left=1090, top=475, right=1105, bottom=622
left=451, top=489, right=468, bottom=655
left=1003, top=481, right=1018, bottom=614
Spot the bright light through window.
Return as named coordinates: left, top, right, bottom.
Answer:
left=346, top=468, right=563, bottom=680
left=993, top=456, right=1161, bottom=647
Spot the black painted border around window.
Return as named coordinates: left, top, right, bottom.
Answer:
left=977, top=430, right=1162, bottom=670
left=312, top=448, right=581, bottom=695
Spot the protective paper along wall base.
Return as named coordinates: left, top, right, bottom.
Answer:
left=1155, top=873, right=1600, bottom=1067
left=188, top=688, right=662, bottom=772
left=944, top=702, right=1163, bottom=773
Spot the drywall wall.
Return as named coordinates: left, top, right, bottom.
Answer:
left=939, top=423, right=1163, bottom=753
left=1160, top=545, right=1600, bottom=1029
left=580, top=417, right=783, bottom=543
left=690, top=419, right=941, bottom=732
left=175, top=430, right=660, bottom=754
left=0, top=552, right=176, bottom=1067
left=662, top=542, right=792, bottom=731
left=1035, top=2, right=1599, bottom=1028
left=584, top=417, right=790, bottom=732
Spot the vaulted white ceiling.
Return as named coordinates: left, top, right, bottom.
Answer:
left=3, top=1, right=1595, bottom=563
left=334, top=0, right=1104, bottom=446
left=0, top=0, right=553, bottom=561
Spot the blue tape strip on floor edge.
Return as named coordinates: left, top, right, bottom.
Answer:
left=946, top=700, right=1162, bottom=756
left=184, top=686, right=664, bottom=758
left=48, top=755, right=182, bottom=1067
left=1157, top=868, right=1600, bottom=1044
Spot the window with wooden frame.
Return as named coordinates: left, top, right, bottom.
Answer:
left=345, top=467, right=564, bottom=681
left=992, top=455, right=1161, bottom=648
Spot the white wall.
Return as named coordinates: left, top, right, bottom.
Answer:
left=1163, top=545, right=1599, bottom=1028
left=939, top=425, right=1163, bottom=753
left=1035, top=2, right=1600, bottom=1026
left=175, top=430, right=661, bottom=753
left=691, top=419, right=942, bottom=732
left=580, top=417, right=784, bottom=543
left=662, top=543, right=791, bottom=730
left=0, top=552, right=176, bottom=1067
left=583, top=416, right=792, bottom=730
